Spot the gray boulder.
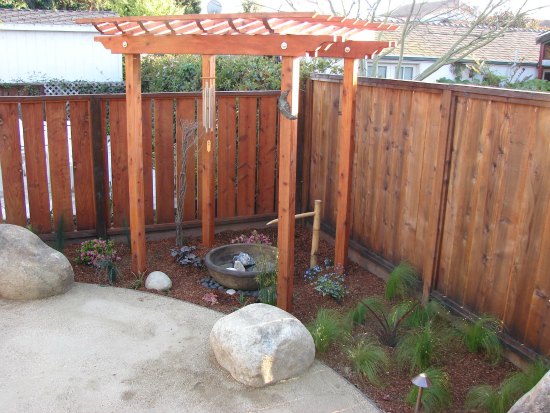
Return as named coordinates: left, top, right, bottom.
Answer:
left=508, top=370, right=550, bottom=413
left=145, top=271, right=172, bottom=291
left=0, top=224, right=74, bottom=300
left=210, top=303, right=315, bottom=387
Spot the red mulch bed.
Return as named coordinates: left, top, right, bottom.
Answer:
left=66, top=224, right=516, bottom=412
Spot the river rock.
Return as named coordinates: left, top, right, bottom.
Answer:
left=145, top=271, right=172, bottom=291
left=210, top=303, right=315, bottom=387
left=508, top=370, right=550, bottom=413
left=233, top=261, right=246, bottom=272
left=0, top=224, right=74, bottom=300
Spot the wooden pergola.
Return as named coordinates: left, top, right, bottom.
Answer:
left=78, top=12, right=396, bottom=312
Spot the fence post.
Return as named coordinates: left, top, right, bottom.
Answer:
left=296, top=78, right=314, bottom=214
left=90, top=97, right=108, bottom=240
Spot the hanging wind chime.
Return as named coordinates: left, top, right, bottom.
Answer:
left=202, top=76, right=215, bottom=132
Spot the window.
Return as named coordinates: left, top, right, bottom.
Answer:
left=399, top=66, right=414, bottom=80
left=544, top=70, right=550, bottom=82
left=367, top=65, right=387, bottom=78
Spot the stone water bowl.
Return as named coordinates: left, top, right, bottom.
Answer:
left=204, top=244, right=278, bottom=290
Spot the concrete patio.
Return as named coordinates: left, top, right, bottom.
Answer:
left=0, top=283, right=380, bottom=413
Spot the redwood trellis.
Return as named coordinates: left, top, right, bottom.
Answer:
left=77, top=12, right=396, bottom=311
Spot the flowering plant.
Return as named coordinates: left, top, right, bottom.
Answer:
left=202, top=292, right=219, bottom=305
left=230, top=230, right=271, bottom=245
left=304, top=258, right=347, bottom=302
left=76, top=239, right=120, bottom=268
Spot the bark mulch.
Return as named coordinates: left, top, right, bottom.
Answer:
left=66, top=224, right=516, bottom=413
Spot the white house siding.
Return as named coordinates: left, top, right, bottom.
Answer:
left=368, top=58, right=538, bottom=84
left=0, top=24, right=122, bottom=82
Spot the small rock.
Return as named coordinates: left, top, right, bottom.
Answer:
left=226, top=289, right=236, bottom=295
left=201, top=281, right=209, bottom=288
left=233, top=252, right=255, bottom=267
left=217, top=286, right=225, bottom=291
left=383, top=394, right=391, bottom=401
left=233, top=261, right=246, bottom=272
left=145, top=271, right=172, bottom=291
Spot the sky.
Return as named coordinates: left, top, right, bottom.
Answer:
left=200, top=0, right=550, bottom=20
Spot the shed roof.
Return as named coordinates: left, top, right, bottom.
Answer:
left=0, top=9, right=116, bottom=26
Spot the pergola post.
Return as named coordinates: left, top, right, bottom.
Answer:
left=334, top=58, right=358, bottom=268
left=125, top=53, right=147, bottom=274
left=201, top=55, right=216, bottom=247
left=277, top=56, right=300, bottom=312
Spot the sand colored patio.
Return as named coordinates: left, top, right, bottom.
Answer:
left=0, top=283, right=380, bottom=413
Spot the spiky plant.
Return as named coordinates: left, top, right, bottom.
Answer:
left=307, top=308, right=347, bottom=353
left=350, top=296, right=418, bottom=347
left=406, top=367, right=452, bottom=413
left=458, top=314, right=503, bottom=363
left=465, top=359, right=549, bottom=413
left=385, top=261, right=420, bottom=300
left=346, top=339, right=389, bottom=386
left=397, top=321, right=441, bottom=372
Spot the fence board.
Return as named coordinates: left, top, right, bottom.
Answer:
left=256, top=96, right=277, bottom=214
left=0, top=103, right=27, bottom=226
left=45, top=101, right=72, bottom=231
left=70, top=101, right=96, bottom=230
left=237, top=97, right=257, bottom=216
left=21, top=102, right=50, bottom=232
left=100, top=100, right=111, bottom=225
left=217, top=96, right=237, bottom=218
left=154, top=98, right=175, bottom=224
left=142, top=98, right=154, bottom=225
left=109, top=100, right=129, bottom=228
left=175, top=98, right=197, bottom=221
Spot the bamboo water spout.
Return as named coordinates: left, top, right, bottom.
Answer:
left=266, top=200, right=322, bottom=268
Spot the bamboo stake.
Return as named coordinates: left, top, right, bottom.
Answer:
left=310, top=200, right=322, bottom=268
left=266, top=199, right=322, bottom=268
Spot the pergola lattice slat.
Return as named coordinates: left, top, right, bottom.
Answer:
left=78, top=12, right=396, bottom=312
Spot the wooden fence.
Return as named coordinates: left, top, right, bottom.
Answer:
left=303, top=75, right=550, bottom=357
left=0, top=91, right=279, bottom=236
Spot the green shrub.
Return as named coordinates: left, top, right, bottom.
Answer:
left=385, top=261, right=420, bottom=300
left=397, top=322, right=441, bottom=372
left=346, top=339, right=389, bottom=385
left=404, top=299, right=448, bottom=329
left=406, top=367, right=452, bottom=413
left=458, top=315, right=503, bottom=363
left=307, top=308, right=346, bottom=353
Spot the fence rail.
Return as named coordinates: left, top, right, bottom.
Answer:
left=0, top=91, right=280, bottom=236
left=303, top=75, right=550, bottom=357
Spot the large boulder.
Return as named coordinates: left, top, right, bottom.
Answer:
left=210, top=303, right=315, bottom=387
left=0, top=224, right=74, bottom=300
left=508, top=370, right=550, bottom=413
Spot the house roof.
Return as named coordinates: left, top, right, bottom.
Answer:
left=385, top=0, right=460, bottom=18
left=379, top=22, right=544, bottom=64
left=537, top=31, right=550, bottom=44
left=0, top=9, right=116, bottom=26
